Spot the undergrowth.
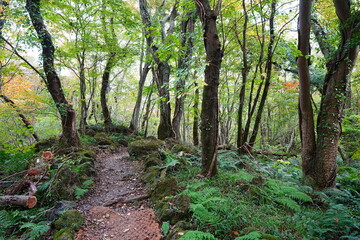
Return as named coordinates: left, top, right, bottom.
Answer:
left=166, top=151, right=360, bottom=240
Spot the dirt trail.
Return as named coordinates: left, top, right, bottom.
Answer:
left=75, top=147, right=162, bottom=240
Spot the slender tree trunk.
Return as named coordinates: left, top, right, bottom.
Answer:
left=172, top=14, right=195, bottom=140
left=130, top=37, right=150, bottom=132
left=195, top=0, right=222, bottom=177
left=236, top=0, right=249, bottom=149
left=101, top=52, right=115, bottom=130
left=78, top=50, right=88, bottom=134
left=297, top=0, right=316, bottom=182
left=26, top=0, right=80, bottom=147
left=248, top=1, right=276, bottom=148
left=193, top=81, right=200, bottom=146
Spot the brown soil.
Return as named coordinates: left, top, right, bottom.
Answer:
left=75, top=147, right=162, bottom=240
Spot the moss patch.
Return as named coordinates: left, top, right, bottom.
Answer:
left=54, top=209, right=85, bottom=231
left=150, top=177, right=178, bottom=201
left=128, top=139, right=165, bottom=159
left=53, top=227, right=75, bottom=240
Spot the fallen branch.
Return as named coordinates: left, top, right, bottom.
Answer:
left=103, top=194, right=149, bottom=206
left=0, top=195, right=37, bottom=208
left=0, top=170, right=27, bottom=182
left=253, top=150, right=298, bottom=157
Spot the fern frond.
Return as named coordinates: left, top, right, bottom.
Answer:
left=286, top=191, right=313, bottom=202
left=274, top=197, right=301, bottom=212
left=190, top=203, right=220, bottom=225
left=235, top=231, right=262, bottom=240
left=178, top=230, right=218, bottom=240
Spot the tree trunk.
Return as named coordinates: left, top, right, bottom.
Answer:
left=26, top=0, right=80, bottom=147
left=172, top=14, right=195, bottom=140
left=78, top=50, right=88, bottom=134
left=248, top=1, right=276, bottom=149
left=298, top=0, right=359, bottom=189
left=236, top=0, right=249, bottom=149
left=130, top=36, right=150, bottom=132
left=195, top=0, right=222, bottom=177
left=154, top=62, right=175, bottom=139
left=101, top=52, right=116, bottom=130
left=139, top=0, right=175, bottom=140
left=297, top=0, right=316, bottom=183
left=193, top=81, right=200, bottom=146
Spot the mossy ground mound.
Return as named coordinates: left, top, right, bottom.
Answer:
left=128, top=138, right=165, bottom=159
left=54, top=209, right=85, bottom=231
left=150, top=177, right=178, bottom=201
left=157, top=194, right=191, bottom=224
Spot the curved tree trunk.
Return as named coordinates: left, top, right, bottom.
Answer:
left=195, top=0, right=222, bottom=177
left=26, top=0, right=80, bottom=147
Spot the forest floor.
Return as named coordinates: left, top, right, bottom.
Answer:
left=75, top=147, right=162, bottom=240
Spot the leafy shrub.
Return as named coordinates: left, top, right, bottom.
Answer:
left=0, top=149, right=34, bottom=175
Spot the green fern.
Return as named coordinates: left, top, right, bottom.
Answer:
left=235, top=231, right=262, bottom=240
left=190, top=203, right=221, bottom=225
left=274, top=197, right=300, bottom=212
left=179, top=230, right=218, bottom=240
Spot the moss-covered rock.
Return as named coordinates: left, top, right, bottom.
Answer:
left=171, top=144, right=198, bottom=155
left=143, top=151, right=164, bottom=168
left=128, top=139, right=165, bottom=159
left=94, top=133, right=116, bottom=146
left=157, top=194, right=191, bottom=224
left=142, top=166, right=161, bottom=183
left=150, top=177, right=178, bottom=201
left=54, top=209, right=85, bottom=231
left=165, top=228, right=186, bottom=240
left=53, top=227, right=75, bottom=240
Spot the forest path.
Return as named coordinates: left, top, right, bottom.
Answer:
left=75, top=147, right=162, bottom=240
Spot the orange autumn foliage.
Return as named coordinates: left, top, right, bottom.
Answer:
left=0, top=76, right=44, bottom=114
left=282, top=81, right=299, bottom=91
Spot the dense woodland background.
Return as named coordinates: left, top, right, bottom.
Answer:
left=0, top=0, right=360, bottom=239
left=1, top=0, right=359, bottom=186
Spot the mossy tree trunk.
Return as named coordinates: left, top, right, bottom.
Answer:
left=26, top=0, right=80, bottom=147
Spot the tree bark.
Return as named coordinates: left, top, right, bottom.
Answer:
left=195, top=0, right=222, bottom=177
left=26, top=0, right=80, bottom=147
